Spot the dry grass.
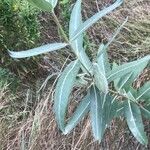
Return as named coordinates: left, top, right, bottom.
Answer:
left=1, top=81, right=149, bottom=150
left=83, top=0, right=150, bottom=62
left=0, top=0, right=150, bottom=149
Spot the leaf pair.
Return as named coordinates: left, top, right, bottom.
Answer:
left=90, top=84, right=125, bottom=142
left=90, top=86, right=119, bottom=141
left=114, top=63, right=150, bottom=145
left=69, top=0, right=124, bottom=74
left=112, top=56, right=150, bottom=101
left=69, top=0, right=93, bottom=75
left=54, top=60, right=91, bottom=134
left=70, top=0, right=124, bottom=41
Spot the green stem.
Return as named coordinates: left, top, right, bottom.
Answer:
left=52, top=12, right=69, bottom=43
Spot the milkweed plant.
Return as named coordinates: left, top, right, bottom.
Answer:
left=9, top=0, right=150, bottom=145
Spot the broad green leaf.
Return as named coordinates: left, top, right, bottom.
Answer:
left=136, top=81, right=150, bottom=101
left=125, top=100, right=148, bottom=145
left=90, top=86, right=115, bottom=141
left=27, top=0, right=52, bottom=11
left=93, top=63, right=108, bottom=93
left=9, top=43, right=68, bottom=58
left=69, top=0, right=93, bottom=74
left=71, top=0, right=123, bottom=41
left=140, top=105, right=150, bottom=119
left=64, top=92, right=90, bottom=134
left=107, top=55, right=150, bottom=82
left=54, top=60, right=80, bottom=132
left=97, top=43, right=111, bottom=73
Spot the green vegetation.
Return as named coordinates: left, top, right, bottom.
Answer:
left=9, top=0, right=150, bottom=146
left=0, top=0, right=40, bottom=51
left=0, top=0, right=150, bottom=149
left=0, top=0, right=40, bottom=77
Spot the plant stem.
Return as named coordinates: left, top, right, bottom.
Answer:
left=52, top=12, right=69, bottom=43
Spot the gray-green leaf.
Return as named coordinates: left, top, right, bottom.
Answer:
left=107, top=55, right=150, bottom=82
left=136, top=81, right=150, bottom=101
left=97, top=43, right=111, bottom=73
left=125, top=100, right=148, bottom=145
left=64, top=92, right=90, bottom=134
left=69, top=0, right=93, bottom=74
left=93, top=63, right=108, bottom=93
left=140, top=105, right=150, bottom=119
left=107, top=95, right=125, bottom=119
left=9, top=43, right=68, bottom=58
left=90, top=86, right=105, bottom=141
left=71, top=0, right=123, bottom=41
left=90, top=86, right=115, bottom=141
left=54, top=60, right=81, bottom=132
left=114, top=72, right=133, bottom=92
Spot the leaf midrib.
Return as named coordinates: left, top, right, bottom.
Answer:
left=65, top=100, right=90, bottom=133
left=107, top=58, right=149, bottom=80
left=58, top=61, right=78, bottom=128
left=128, top=101, right=145, bottom=143
left=136, top=87, right=150, bottom=101
left=94, top=86, right=99, bottom=138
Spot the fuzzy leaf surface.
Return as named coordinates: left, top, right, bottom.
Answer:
left=54, top=60, right=80, bottom=132
left=71, top=0, right=123, bottom=41
left=136, top=81, right=150, bottom=101
left=93, top=63, right=108, bottom=93
left=141, top=105, right=150, bottom=119
left=109, top=97, right=125, bottom=118
left=90, top=86, right=117, bottom=141
left=9, top=43, right=68, bottom=58
left=107, top=55, right=150, bottom=82
left=64, top=92, right=90, bottom=134
left=50, top=0, right=58, bottom=8
left=69, top=0, right=93, bottom=74
left=125, top=100, right=148, bottom=145
left=97, top=43, right=111, bottom=73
